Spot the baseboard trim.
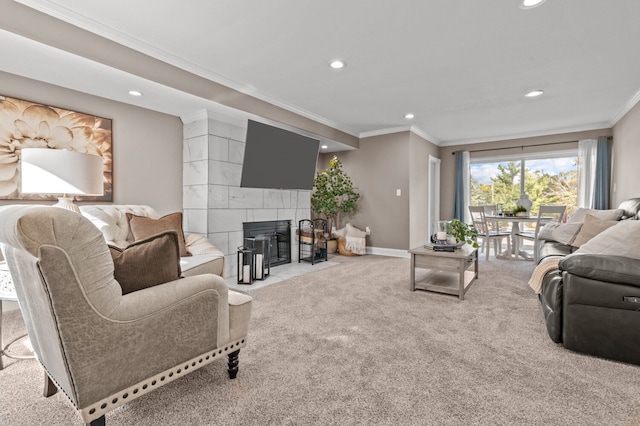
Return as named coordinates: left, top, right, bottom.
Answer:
left=366, top=247, right=410, bottom=258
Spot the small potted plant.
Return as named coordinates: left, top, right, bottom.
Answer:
left=447, top=219, right=479, bottom=248
left=513, top=205, right=528, bottom=217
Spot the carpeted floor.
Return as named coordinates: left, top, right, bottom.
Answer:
left=2, top=254, right=640, bottom=425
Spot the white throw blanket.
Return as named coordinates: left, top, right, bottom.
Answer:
left=344, top=236, right=367, bottom=255
left=528, top=256, right=562, bottom=294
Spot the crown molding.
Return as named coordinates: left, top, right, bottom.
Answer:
left=359, top=126, right=412, bottom=139
left=359, top=125, right=441, bottom=145
left=437, top=122, right=612, bottom=147
left=408, top=126, right=440, bottom=145
left=180, top=109, right=208, bottom=124
left=610, top=88, right=640, bottom=126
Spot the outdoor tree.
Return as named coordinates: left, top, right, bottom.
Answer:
left=470, top=160, right=577, bottom=217
left=311, top=156, right=360, bottom=231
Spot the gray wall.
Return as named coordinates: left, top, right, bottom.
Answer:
left=0, top=71, right=184, bottom=215
left=319, top=131, right=439, bottom=252
left=409, top=132, right=440, bottom=249
left=612, top=100, right=640, bottom=206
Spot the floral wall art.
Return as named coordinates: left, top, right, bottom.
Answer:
left=0, top=95, right=112, bottom=201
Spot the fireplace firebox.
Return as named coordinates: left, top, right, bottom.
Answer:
left=242, top=220, right=291, bottom=267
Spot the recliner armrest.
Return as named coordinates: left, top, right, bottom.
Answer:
left=559, top=254, right=640, bottom=287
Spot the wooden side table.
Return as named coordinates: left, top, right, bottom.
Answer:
left=409, top=245, right=479, bottom=300
left=1, top=261, right=34, bottom=369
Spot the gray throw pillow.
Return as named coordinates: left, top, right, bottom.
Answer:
left=537, top=222, right=582, bottom=245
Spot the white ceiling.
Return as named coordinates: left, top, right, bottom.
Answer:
left=6, top=0, right=640, bottom=147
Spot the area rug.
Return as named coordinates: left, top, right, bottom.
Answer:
left=1, top=255, right=639, bottom=425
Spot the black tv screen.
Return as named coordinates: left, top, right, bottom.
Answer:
left=240, top=120, right=320, bottom=190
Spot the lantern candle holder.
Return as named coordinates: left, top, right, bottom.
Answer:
left=244, top=236, right=271, bottom=280
left=237, top=246, right=256, bottom=284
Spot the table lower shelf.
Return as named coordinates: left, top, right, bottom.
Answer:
left=413, top=269, right=477, bottom=298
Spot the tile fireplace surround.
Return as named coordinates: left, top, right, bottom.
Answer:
left=182, top=112, right=311, bottom=278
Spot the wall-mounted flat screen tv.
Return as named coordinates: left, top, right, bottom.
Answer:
left=240, top=120, right=320, bottom=190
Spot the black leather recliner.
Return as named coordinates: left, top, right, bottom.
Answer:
left=541, top=254, right=640, bottom=365
left=538, top=198, right=640, bottom=365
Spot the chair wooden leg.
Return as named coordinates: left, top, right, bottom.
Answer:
left=86, top=415, right=105, bottom=426
left=43, top=372, right=58, bottom=397
left=227, top=349, right=240, bottom=379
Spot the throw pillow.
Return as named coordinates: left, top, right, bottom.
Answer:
left=109, top=231, right=182, bottom=295
left=551, top=222, right=582, bottom=245
left=537, top=222, right=559, bottom=241
left=571, top=213, right=618, bottom=247
left=575, top=220, right=640, bottom=259
left=127, top=212, right=191, bottom=257
left=567, top=207, right=623, bottom=223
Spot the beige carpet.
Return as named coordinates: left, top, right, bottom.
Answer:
left=2, top=254, right=640, bottom=425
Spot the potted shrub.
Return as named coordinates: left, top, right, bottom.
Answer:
left=311, top=156, right=360, bottom=253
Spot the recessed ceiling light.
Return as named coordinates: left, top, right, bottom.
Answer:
left=404, top=113, right=415, bottom=119
left=128, top=90, right=143, bottom=96
left=329, top=59, right=346, bottom=69
left=520, top=0, right=548, bottom=9
left=525, top=89, right=544, bottom=98
left=321, top=144, right=328, bottom=149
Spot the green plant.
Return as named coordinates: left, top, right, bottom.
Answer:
left=447, top=219, right=479, bottom=248
left=513, top=205, right=528, bottom=214
left=311, top=156, right=360, bottom=231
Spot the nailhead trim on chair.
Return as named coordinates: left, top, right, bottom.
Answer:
left=61, top=338, right=247, bottom=424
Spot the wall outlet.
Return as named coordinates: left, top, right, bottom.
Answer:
left=396, top=189, right=401, bottom=196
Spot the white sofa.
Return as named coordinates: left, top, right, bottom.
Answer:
left=80, top=205, right=225, bottom=277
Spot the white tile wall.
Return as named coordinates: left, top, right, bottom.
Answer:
left=208, top=185, right=229, bottom=208
left=229, top=187, right=264, bottom=209
left=183, top=185, right=207, bottom=209
left=183, top=114, right=311, bottom=277
left=184, top=209, right=208, bottom=234
left=183, top=135, right=208, bottom=162
left=208, top=135, right=229, bottom=161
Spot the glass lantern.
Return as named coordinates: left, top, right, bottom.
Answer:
left=244, top=236, right=271, bottom=280
left=433, top=220, right=450, bottom=243
left=237, top=246, right=255, bottom=284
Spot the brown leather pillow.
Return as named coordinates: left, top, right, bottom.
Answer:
left=109, top=231, right=182, bottom=295
left=126, top=212, right=191, bottom=257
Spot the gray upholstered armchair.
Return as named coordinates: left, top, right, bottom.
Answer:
left=0, top=205, right=252, bottom=426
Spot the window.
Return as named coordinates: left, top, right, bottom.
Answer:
left=469, top=150, right=578, bottom=217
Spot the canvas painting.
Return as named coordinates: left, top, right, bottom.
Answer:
left=0, top=95, right=112, bottom=201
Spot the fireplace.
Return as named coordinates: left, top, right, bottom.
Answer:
left=242, top=220, right=291, bottom=267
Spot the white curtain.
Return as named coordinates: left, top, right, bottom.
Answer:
left=577, top=138, right=597, bottom=208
